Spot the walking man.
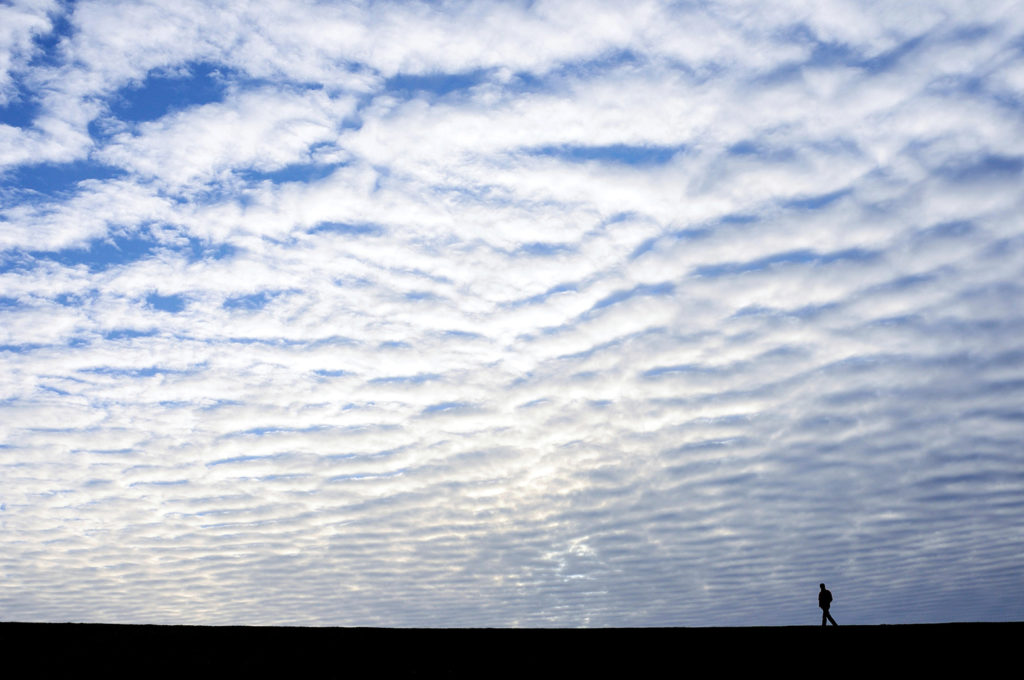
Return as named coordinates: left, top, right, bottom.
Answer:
left=819, top=583, right=838, bottom=626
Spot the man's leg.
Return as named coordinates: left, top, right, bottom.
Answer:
left=825, top=608, right=837, bottom=626
left=821, top=609, right=827, bottom=626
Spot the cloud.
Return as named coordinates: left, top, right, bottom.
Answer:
left=97, top=87, right=356, bottom=188
left=0, top=0, right=56, bottom=107
left=1, top=0, right=1023, bottom=628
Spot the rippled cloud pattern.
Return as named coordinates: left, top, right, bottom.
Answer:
left=2, top=0, right=1024, bottom=626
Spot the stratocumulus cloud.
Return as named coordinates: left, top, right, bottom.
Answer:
left=1, top=0, right=1023, bottom=627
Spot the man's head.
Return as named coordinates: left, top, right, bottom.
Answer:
left=820, top=583, right=826, bottom=590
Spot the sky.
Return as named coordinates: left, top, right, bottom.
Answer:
left=1, top=0, right=1023, bottom=628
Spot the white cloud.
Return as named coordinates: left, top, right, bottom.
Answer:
left=95, top=87, right=352, bottom=187
left=2, top=0, right=1023, bottom=627
left=0, top=0, right=56, bottom=107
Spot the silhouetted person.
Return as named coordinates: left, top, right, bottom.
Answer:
left=819, top=583, right=837, bottom=626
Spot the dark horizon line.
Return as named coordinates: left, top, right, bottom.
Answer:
left=3, top=620, right=1020, bottom=629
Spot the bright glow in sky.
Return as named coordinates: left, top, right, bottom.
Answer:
left=2, top=0, right=1024, bottom=627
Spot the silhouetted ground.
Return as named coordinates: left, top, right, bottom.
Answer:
left=1, top=621, right=1017, bottom=677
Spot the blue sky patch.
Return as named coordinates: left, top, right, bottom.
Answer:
left=783, top=188, right=850, bottom=210
left=526, top=143, right=682, bottom=165
left=185, top=237, right=237, bottom=263
left=718, top=214, right=758, bottom=225
left=548, top=48, right=643, bottom=82
left=440, top=330, right=483, bottom=340
left=642, top=363, right=722, bottom=380
left=308, top=221, right=384, bottom=237
left=82, top=366, right=170, bottom=378
left=109, top=62, right=232, bottom=123
left=4, top=160, right=126, bottom=199
left=505, top=281, right=580, bottom=308
left=103, top=328, right=158, bottom=341
left=207, top=454, right=278, bottom=467
left=859, top=35, right=925, bottom=74
left=0, top=342, right=48, bottom=353
left=129, top=479, right=189, bottom=487
left=23, top=233, right=161, bottom=272
left=26, top=9, right=72, bottom=68
left=727, top=140, right=798, bottom=162
left=938, top=154, right=1023, bottom=183
left=146, top=292, right=187, bottom=313
left=54, top=292, right=97, bottom=307
left=421, top=400, right=472, bottom=415
left=241, top=161, right=345, bottom=185
left=777, top=23, right=924, bottom=74
left=630, top=228, right=710, bottom=259
left=0, top=81, right=40, bottom=128
left=223, top=291, right=278, bottom=311
left=404, top=290, right=439, bottom=301
left=807, top=40, right=860, bottom=69
left=384, top=68, right=489, bottom=98
left=0, top=9, right=71, bottom=124
left=516, top=241, right=575, bottom=256
left=370, top=373, right=441, bottom=385
left=232, top=425, right=327, bottom=437
left=916, top=220, right=975, bottom=240
left=589, top=282, right=675, bottom=313
left=306, top=335, right=359, bottom=348
left=865, top=272, right=936, bottom=295
left=694, top=247, right=877, bottom=277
